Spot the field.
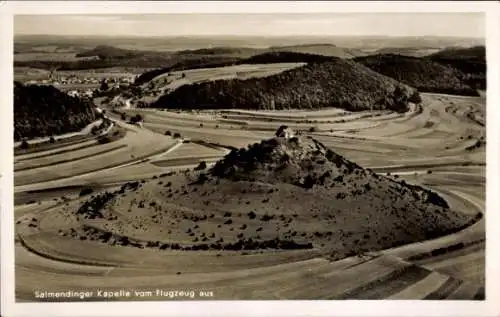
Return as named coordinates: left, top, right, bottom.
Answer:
left=14, top=88, right=486, bottom=301
left=154, top=63, right=306, bottom=86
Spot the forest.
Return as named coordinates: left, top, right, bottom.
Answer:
left=152, top=58, right=420, bottom=113
left=14, top=82, right=97, bottom=141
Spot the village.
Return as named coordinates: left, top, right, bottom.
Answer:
left=22, top=72, right=137, bottom=99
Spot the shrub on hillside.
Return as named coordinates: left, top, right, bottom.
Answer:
left=129, top=114, right=143, bottom=124
left=408, top=91, right=423, bottom=104
left=91, top=125, right=99, bottom=135
left=79, top=187, right=94, bottom=197
left=97, top=136, right=112, bottom=144
left=261, top=214, right=274, bottom=221
left=194, top=161, right=207, bottom=171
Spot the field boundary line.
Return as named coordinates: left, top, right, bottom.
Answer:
left=15, top=144, right=128, bottom=172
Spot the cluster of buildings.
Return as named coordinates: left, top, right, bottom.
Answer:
left=24, top=74, right=137, bottom=99
left=26, top=75, right=135, bottom=87
left=67, top=89, right=94, bottom=98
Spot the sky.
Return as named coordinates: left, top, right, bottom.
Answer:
left=14, top=13, right=485, bottom=38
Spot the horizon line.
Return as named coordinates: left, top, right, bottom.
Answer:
left=14, top=34, right=486, bottom=39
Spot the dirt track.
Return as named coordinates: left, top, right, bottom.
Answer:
left=14, top=93, right=485, bottom=300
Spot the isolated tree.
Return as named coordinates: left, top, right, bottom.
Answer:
left=130, top=114, right=143, bottom=124
left=100, top=79, right=109, bottom=91
left=409, top=91, right=422, bottom=104
left=20, top=140, right=29, bottom=150
left=98, top=136, right=111, bottom=144
left=91, top=125, right=99, bottom=135
left=275, top=125, right=289, bottom=137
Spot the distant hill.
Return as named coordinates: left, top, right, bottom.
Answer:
left=428, top=46, right=486, bottom=90
left=15, top=45, right=258, bottom=72
left=75, top=45, right=153, bottom=59
left=152, top=57, right=420, bottom=113
left=429, top=45, right=486, bottom=61
left=173, top=46, right=263, bottom=57
left=372, top=47, right=441, bottom=57
left=268, top=44, right=365, bottom=58
left=240, top=51, right=335, bottom=64
left=354, top=54, right=479, bottom=96
left=14, top=82, right=97, bottom=141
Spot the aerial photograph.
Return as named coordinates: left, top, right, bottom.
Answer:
left=12, top=12, right=486, bottom=301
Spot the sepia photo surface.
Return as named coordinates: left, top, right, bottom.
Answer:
left=2, top=1, right=499, bottom=316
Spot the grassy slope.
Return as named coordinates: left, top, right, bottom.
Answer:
left=56, top=136, right=472, bottom=261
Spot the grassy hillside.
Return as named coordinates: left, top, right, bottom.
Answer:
left=133, top=56, right=243, bottom=85
left=152, top=58, right=420, bottom=112
left=63, top=133, right=472, bottom=260
left=428, top=46, right=486, bottom=90
left=354, top=54, right=479, bottom=96
left=14, top=82, right=97, bottom=141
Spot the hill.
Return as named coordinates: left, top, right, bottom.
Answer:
left=354, top=54, right=479, bottom=96
left=14, top=82, right=97, bottom=141
left=268, top=44, right=365, bottom=58
left=173, top=46, right=263, bottom=57
left=429, top=45, right=486, bottom=61
left=240, top=51, right=335, bottom=64
left=372, top=47, right=441, bottom=57
left=66, top=129, right=473, bottom=260
left=15, top=45, right=243, bottom=71
left=151, top=57, right=421, bottom=112
left=133, top=56, right=242, bottom=85
left=75, top=45, right=157, bottom=59
left=133, top=51, right=336, bottom=85
left=428, top=46, right=486, bottom=90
